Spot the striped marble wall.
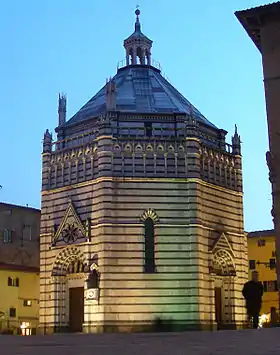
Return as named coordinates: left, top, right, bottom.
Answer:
left=39, top=173, right=247, bottom=332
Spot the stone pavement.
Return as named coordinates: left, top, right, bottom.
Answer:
left=1, top=328, right=280, bottom=355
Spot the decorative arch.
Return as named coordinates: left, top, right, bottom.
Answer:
left=124, top=143, right=132, bottom=152
left=51, top=246, right=88, bottom=276
left=168, top=145, right=175, bottom=153
left=212, top=249, right=236, bottom=277
left=145, top=144, right=153, bottom=153
left=136, top=46, right=144, bottom=64
left=135, top=143, right=143, bottom=152
left=140, top=208, right=159, bottom=223
left=113, top=144, right=121, bottom=152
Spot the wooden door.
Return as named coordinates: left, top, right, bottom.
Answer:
left=215, top=287, right=222, bottom=328
left=69, top=287, right=84, bottom=332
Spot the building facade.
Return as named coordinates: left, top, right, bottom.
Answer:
left=236, top=2, right=280, bottom=308
left=40, top=10, right=247, bottom=333
left=247, top=229, right=277, bottom=315
left=0, top=203, right=40, bottom=334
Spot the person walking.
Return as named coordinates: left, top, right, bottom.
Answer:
left=242, top=271, right=263, bottom=329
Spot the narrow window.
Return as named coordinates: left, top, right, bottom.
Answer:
left=249, top=260, right=255, bottom=270
left=14, top=278, right=19, bottom=287
left=269, top=258, right=276, bottom=269
left=144, top=217, right=155, bottom=273
left=9, top=308, right=16, bottom=318
left=8, top=277, right=12, bottom=286
left=144, top=122, right=153, bottom=137
left=257, top=239, right=266, bottom=247
left=3, top=229, right=12, bottom=243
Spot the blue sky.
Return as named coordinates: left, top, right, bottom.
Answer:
left=0, top=0, right=274, bottom=231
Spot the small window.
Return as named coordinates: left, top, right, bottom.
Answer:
left=23, top=225, right=32, bottom=241
left=249, top=260, right=256, bottom=270
left=13, top=278, right=19, bottom=287
left=144, top=122, right=153, bottom=137
left=258, top=239, right=266, bottom=247
left=263, top=281, right=278, bottom=292
left=23, top=300, right=32, bottom=307
left=8, top=277, right=19, bottom=287
left=7, top=277, right=13, bottom=286
left=269, top=258, right=276, bottom=269
left=3, top=229, right=12, bottom=243
left=268, top=280, right=278, bottom=292
left=9, top=308, right=16, bottom=318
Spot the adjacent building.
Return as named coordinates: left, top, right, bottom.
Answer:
left=40, top=9, right=247, bottom=333
left=236, top=2, right=280, bottom=308
left=247, top=229, right=277, bottom=315
left=0, top=203, right=40, bottom=334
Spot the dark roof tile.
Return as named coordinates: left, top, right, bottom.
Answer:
left=247, top=229, right=274, bottom=238
left=66, top=65, right=216, bottom=128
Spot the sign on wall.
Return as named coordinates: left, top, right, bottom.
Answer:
left=85, top=288, right=99, bottom=301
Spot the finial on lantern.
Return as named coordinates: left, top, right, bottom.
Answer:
left=135, top=6, right=141, bottom=32
left=135, top=6, right=140, bottom=18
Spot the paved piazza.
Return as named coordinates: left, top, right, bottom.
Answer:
left=1, top=329, right=280, bottom=355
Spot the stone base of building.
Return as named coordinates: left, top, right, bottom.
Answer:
left=38, top=324, right=71, bottom=335
left=39, top=321, right=245, bottom=334
left=83, top=320, right=218, bottom=333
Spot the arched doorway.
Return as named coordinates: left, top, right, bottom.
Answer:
left=211, top=249, right=236, bottom=329
left=51, top=247, right=89, bottom=332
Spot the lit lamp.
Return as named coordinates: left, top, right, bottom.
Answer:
left=85, top=269, right=99, bottom=301
left=20, top=322, right=31, bottom=336
left=259, top=313, right=270, bottom=328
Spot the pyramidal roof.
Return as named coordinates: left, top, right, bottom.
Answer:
left=65, top=9, right=216, bottom=129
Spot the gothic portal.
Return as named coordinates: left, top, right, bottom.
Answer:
left=40, top=9, right=247, bottom=333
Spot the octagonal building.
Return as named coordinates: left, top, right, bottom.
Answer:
left=40, top=10, right=247, bottom=333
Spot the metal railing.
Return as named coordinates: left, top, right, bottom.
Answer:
left=117, top=58, right=162, bottom=71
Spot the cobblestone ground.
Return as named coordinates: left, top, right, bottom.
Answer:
left=1, top=328, right=280, bottom=355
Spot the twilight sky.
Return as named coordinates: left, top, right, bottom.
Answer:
left=0, top=0, right=274, bottom=232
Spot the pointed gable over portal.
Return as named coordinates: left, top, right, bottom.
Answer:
left=52, top=200, right=90, bottom=246
left=211, top=232, right=235, bottom=257
left=210, top=233, right=236, bottom=277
